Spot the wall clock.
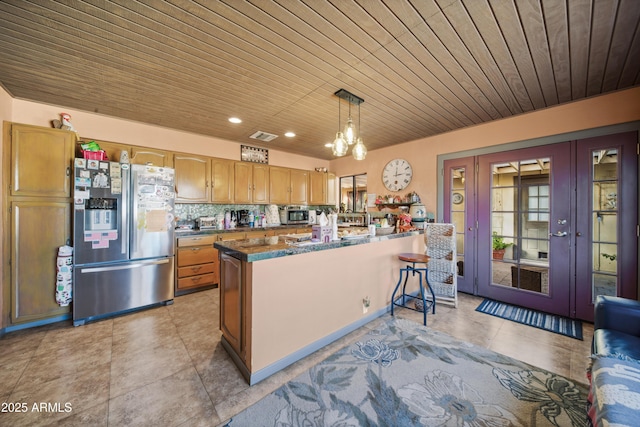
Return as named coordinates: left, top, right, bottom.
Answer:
left=382, top=158, right=413, bottom=192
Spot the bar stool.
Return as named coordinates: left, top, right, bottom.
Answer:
left=391, top=253, right=436, bottom=325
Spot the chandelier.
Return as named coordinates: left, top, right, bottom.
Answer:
left=329, top=89, right=366, bottom=160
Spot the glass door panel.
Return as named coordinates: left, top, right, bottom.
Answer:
left=575, top=132, right=637, bottom=321
left=490, top=158, right=551, bottom=295
left=591, top=151, right=618, bottom=298
left=444, top=157, right=475, bottom=293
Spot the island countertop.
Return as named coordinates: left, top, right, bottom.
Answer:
left=214, top=229, right=424, bottom=262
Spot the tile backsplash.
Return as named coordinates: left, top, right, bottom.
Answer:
left=175, top=204, right=333, bottom=225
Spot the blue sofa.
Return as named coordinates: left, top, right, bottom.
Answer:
left=587, top=295, right=640, bottom=426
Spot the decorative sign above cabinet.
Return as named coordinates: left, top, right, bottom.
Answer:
left=241, top=145, right=269, bottom=164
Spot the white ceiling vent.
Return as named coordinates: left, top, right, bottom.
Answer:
left=249, top=131, right=278, bottom=142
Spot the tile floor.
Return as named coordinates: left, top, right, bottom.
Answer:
left=0, top=289, right=593, bottom=426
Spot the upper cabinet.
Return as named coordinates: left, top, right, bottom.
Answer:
left=252, top=164, right=270, bottom=204
left=309, top=171, right=336, bottom=206
left=83, top=139, right=129, bottom=163
left=175, top=155, right=235, bottom=204
left=174, top=153, right=210, bottom=202
left=326, top=172, right=337, bottom=206
left=309, top=171, right=327, bottom=205
left=211, top=158, right=235, bottom=203
left=290, top=169, right=308, bottom=205
left=235, top=162, right=270, bottom=204
left=234, top=161, right=253, bottom=204
left=130, top=147, right=173, bottom=167
left=269, top=166, right=290, bottom=204
left=270, top=166, right=308, bottom=205
left=10, top=124, right=75, bottom=198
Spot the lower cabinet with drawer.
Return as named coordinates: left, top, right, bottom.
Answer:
left=176, top=235, right=219, bottom=295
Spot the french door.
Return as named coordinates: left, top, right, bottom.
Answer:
left=443, top=156, right=475, bottom=294
left=444, top=132, right=637, bottom=320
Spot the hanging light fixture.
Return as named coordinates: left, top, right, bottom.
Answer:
left=331, top=89, right=365, bottom=159
left=331, top=96, right=348, bottom=156
left=352, top=102, right=367, bottom=160
left=343, top=102, right=355, bottom=145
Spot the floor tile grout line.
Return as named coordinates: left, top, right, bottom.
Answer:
left=171, top=303, right=223, bottom=425
left=5, top=330, right=46, bottom=402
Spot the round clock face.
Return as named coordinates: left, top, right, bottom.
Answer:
left=382, top=159, right=413, bottom=192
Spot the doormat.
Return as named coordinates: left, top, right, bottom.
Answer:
left=476, top=299, right=583, bottom=340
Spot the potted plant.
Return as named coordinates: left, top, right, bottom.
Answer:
left=492, top=232, right=512, bottom=260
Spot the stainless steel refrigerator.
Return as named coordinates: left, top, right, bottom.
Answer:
left=72, top=161, right=175, bottom=326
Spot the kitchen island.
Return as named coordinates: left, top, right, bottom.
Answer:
left=214, top=229, right=425, bottom=385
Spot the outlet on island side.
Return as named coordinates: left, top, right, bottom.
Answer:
left=362, top=296, right=371, bottom=314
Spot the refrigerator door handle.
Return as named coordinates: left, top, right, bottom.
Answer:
left=80, top=258, right=170, bottom=273
left=121, top=166, right=130, bottom=256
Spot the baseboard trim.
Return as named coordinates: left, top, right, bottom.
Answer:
left=2, top=313, right=72, bottom=334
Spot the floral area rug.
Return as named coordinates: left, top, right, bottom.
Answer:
left=223, top=318, right=589, bottom=426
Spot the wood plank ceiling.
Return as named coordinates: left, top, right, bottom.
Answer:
left=0, top=0, right=638, bottom=160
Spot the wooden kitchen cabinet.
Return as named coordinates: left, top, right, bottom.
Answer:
left=290, top=169, right=308, bottom=205
left=9, top=200, right=72, bottom=324
left=234, top=161, right=253, bottom=204
left=130, top=147, right=173, bottom=167
left=269, top=166, right=290, bottom=204
left=3, top=123, right=75, bottom=327
left=174, top=153, right=210, bottom=202
left=269, top=166, right=308, bottom=205
left=10, top=124, right=75, bottom=198
left=79, top=139, right=129, bottom=163
left=219, top=253, right=247, bottom=360
left=244, top=230, right=271, bottom=239
left=252, top=164, right=270, bottom=204
left=326, top=172, right=337, bottom=205
left=176, top=235, right=218, bottom=295
left=211, top=158, right=234, bottom=203
left=309, top=171, right=327, bottom=205
left=234, top=162, right=269, bottom=204
left=217, top=231, right=246, bottom=242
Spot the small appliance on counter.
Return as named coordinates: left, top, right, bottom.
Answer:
left=279, top=206, right=309, bottom=225
left=237, top=210, right=250, bottom=227
left=196, top=216, right=217, bottom=230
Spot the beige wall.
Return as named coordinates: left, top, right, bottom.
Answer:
left=330, top=87, right=640, bottom=217
left=8, top=96, right=330, bottom=171
left=251, top=233, right=424, bottom=374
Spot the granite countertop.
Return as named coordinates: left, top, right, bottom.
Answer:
left=214, top=229, right=424, bottom=262
left=174, top=224, right=305, bottom=237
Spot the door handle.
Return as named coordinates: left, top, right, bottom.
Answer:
left=549, top=231, right=568, bottom=237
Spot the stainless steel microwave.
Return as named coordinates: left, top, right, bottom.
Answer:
left=279, top=207, right=309, bottom=224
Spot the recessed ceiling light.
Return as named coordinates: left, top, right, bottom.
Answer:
left=228, top=117, right=242, bottom=124
left=284, top=132, right=295, bottom=137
